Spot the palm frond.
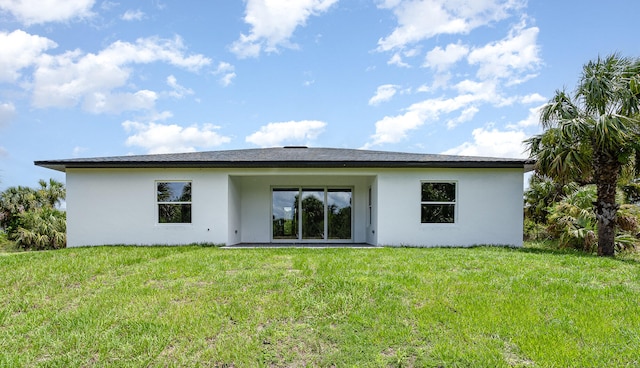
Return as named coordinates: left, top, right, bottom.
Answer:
left=540, top=89, right=579, bottom=129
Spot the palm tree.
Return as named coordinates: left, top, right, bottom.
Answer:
left=526, top=54, right=640, bottom=256
left=37, top=178, right=65, bottom=208
left=0, top=186, right=39, bottom=232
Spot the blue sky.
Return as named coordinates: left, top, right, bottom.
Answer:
left=0, top=0, right=638, bottom=189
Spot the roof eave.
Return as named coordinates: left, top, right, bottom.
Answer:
left=35, top=160, right=531, bottom=171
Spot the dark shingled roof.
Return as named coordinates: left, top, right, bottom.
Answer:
left=35, top=146, right=534, bottom=172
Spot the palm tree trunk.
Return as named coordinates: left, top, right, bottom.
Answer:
left=593, top=150, right=620, bottom=256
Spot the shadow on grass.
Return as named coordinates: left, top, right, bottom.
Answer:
left=518, top=243, right=640, bottom=265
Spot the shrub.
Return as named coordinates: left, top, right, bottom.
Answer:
left=0, top=179, right=66, bottom=251
left=14, top=208, right=66, bottom=250
left=524, top=218, right=551, bottom=241
left=546, top=186, right=598, bottom=252
left=0, top=230, right=17, bottom=251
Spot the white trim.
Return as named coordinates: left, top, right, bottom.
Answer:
left=155, top=180, right=193, bottom=225
left=420, top=180, right=457, bottom=224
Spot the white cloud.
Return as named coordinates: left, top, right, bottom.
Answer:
left=166, top=75, right=194, bottom=98
left=0, top=102, right=16, bottom=127
left=230, top=0, right=338, bottom=58
left=213, top=62, right=236, bottom=87
left=100, top=1, right=118, bottom=11
left=521, top=92, right=545, bottom=104
left=0, top=30, right=57, bottom=83
left=121, top=9, right=145, bottom=21
left=468, top=22, right=541, bottom=81
left=72, top=146, right=88, bottom=156
left=442, top=126, right=528, bottom=158
left=364, top=110, right=424, bottom=148
left=31, top=36, right=210, bottom=113
left=0, top=146, right=7, bottom=158
left=507, top=103, right=544, bottom=129
left=377, top=0, right=523, bottom=51
left=387, top=48, right=421, bottom=67
left=0, top=0, right=95, bottom=25
left=387, top=52, right=410, bottom=68
left=366, top=92, right=491, bottom=147
left=446, top=106, right=478, bottom=129
left=123, top=120, right=231, bottom=154
left=246, top=120, right=327, bottom=147
left=423, top=42, right=469, bottom=71
left=83, top=90, right=158, bottom=114
left=369, top=84, right=399, bottom=106
left=365, top=58, right=542, bottom=147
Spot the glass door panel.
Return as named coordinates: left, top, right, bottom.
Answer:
left=272, top=189, right=298, bottom=240
left=301, top=189, right=324, bottom=240
left=328, top=189, right=352, bottom=239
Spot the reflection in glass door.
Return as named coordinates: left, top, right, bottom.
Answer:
left=272, top=188, right=298, bottom=240
left=328, top=189, right=352, bottom=240
left=272, top=187, right=352, bottom=242
left=301, top=189, right=325, bottom=239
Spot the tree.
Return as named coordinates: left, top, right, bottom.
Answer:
left=37, top=178, right=65, bottom=208
left=524, top=174, right=578, bottom=224
left=526, top=54, right=640, bottom=256
left=0, top=186, right=40, bottom=235
left=0, top=179, right=66, bottom=250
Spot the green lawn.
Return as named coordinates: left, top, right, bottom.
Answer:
left=1, top=245, right=639, bottom=367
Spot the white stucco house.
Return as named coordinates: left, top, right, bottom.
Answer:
left=35, top=146, right=532, bottom=247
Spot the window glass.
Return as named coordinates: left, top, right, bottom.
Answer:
left=271, top=187, right=353, bottom=241
left=272, top=189, right=299, bottom=239
left=368, top=187, right=372, bottom=226
left=328, top=189, right=352, bottom=239
left=421, top=182, right=455, bottom=202
left=421, top=204, right=455, bottom=223
left=159, top=203, right=192, bottom=223
left=157, top=182, right=191, bottom=202
left=301, top=189, right=325, bottom=239
left=157, top=181, right=192, bottom=223
left=421, top=182, right=456, bottom=224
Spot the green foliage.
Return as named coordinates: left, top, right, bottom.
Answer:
left=0, top=186, right=40, bottom=235
left=0, top=230, right=17, bottom=251
left=0, top=179, right=66, bottom=250
left=621, top=182, right=640, bottom=203
left=526, top=54, right=640, bottom=256
left=14, top=207, right=66, bottom=250
left=546, top=185, right=598, bottom=251
left=524, top=176, right=640, bottom=254
left=523, top=218, right=550, bottom=241
left=524, top=174, right=578, bottom=223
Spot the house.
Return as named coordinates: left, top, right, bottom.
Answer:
left=35, top=146, right=532, bottom=247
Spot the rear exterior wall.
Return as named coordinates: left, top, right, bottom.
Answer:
left=375, top=168, right=524, bottom=247
left=65, top=168, right=229, bottom=247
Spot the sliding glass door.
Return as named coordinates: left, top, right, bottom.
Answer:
left=301, top=189, right=325, bottom=240
left=272, top=188, right=298, bottom=240
left=327, top=189, right=352, bottom=240
left=272, top=187, right=352, bottom=242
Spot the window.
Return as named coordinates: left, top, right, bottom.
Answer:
left=157, top=181, right=192, bottom=223
left=421, top=182, right=456, bottom=223
left=272, top=187, right=352, bottom=241
left=368, top=186, right=372, bottom=226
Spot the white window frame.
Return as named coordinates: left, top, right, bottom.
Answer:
left=156, top=180, right=192, bottom=224
left=368, top=186, right=372, bottom=226
left=420, top=181, right=457, bottom=224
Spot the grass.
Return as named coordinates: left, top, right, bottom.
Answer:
left=1, top=245, right=640, bottom=367
left=0, top=231, right=17, bottom=252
